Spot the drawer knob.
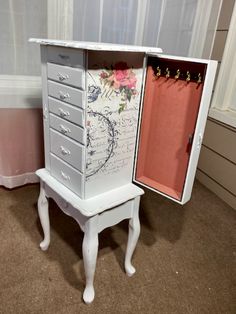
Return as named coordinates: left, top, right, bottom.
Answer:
left=60, top=146, right=71, bottom=155
left=58, top=72, right=69, bottom=81
left=59, top=92, right=70, bottom=100
left=60, top=171, right=70, bottom=181
left=59, top=108, right=70, bottom=117
left=59, top=124, right=71, bottom=134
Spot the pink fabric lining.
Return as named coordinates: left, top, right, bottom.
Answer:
left=136, top=65, right=204, bottom=200
left=0, top=108, right=44, bottom=187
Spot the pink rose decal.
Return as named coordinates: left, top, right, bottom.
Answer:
left=99, top=62, right=138, bottom=113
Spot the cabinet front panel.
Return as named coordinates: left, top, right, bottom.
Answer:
left=50, top=153, right=84, bottom=198
left=48, top=80, right=85, bottom=109
left=135, top=56, right=207, bottom=202
left=47, top=46, right=84, bottom=68
left=48, top=97, right=85, bottom=127
left=49, top=113, right=85, bottom=145
left=50, top=128, right=85, bottom=172
left=47, top=62, right=85, bottom=89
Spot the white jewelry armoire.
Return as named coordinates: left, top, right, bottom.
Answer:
left=30, top=38, right=217, bottom=303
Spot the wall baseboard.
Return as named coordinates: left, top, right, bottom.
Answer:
left=0, top=172, right=39, bottom=189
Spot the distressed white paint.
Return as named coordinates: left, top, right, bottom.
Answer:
left=29, top=38, right=163, bottom=53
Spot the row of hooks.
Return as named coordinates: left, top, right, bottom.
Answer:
left=155, top=66, right=203, bottom=84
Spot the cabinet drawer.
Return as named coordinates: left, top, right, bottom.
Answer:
left=47, top=46, right=84, bottom=68
left=50, top=153, right=84, bottom=198
left=49, top=113, right=85, bottom=145
left=48, top=97, right=85, bottom=127
left=47, top=62, right=85, bottom=90
left=50, top=129, right=85, bottom=172
left=48, top=80, right=85, bottom=109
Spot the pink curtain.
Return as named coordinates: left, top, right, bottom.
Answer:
left=0, top=108, right=44, bottom=188
left=0, top=0, right=46, bottom=189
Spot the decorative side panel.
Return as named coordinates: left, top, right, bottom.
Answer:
left=85, top=51, right=144, bottom=198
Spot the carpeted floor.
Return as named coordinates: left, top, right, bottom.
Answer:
left=0, top=180, right=235, bottom=314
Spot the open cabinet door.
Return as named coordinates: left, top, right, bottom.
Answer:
left=133, top=54, right=217, bottom=204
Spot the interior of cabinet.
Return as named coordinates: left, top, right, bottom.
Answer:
left=135, top=56, right=207, bottom=200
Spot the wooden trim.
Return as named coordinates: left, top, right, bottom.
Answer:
left=202, top=119, right=236, bottom=163
left=198, top=146, right=236, bottom=194
left=208, top=116, right=236, bottom=132
left=196, top=169, right=236, bottom=210
left=208, top=108, right=236, bottom=129
left=201, top=144, right=236, bottom=166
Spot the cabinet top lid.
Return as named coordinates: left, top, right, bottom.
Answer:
left=29, top=38, right=163, bottom=53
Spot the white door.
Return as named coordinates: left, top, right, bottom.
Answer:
left=133, top=54, right=217, bottom=205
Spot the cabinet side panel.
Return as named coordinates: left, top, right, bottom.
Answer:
left=85, top=51, right=144, bottom=198
left=40, top=46, right=50, bottom=170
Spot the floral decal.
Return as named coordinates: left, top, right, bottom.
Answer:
left=99, top=62, right=138, bottom=113
left=88, top=85, right=101, bottom=103
left=86, top=56, right=143, bottom=183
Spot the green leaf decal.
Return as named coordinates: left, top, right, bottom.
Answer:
left=118, top=103, right=126, bottom=114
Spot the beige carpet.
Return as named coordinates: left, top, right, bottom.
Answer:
left=0, top=180, right=235, bottom=314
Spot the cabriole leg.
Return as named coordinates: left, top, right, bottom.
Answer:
left=38, top=180, right=50, bottom=251
left=125, top=196, right=141, bottom=277
left=82, top=216, right=99, bottom=304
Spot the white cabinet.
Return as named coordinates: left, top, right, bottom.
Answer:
left=30, top=39, right=217, bottom=204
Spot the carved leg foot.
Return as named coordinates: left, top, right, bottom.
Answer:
left=83, top=286, right=95, bottom=305
left=82, top=216, right=99, bottom=304
left=38, top=181, right=50, bottom=251
left=125, top=196, right=141, bottom=277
